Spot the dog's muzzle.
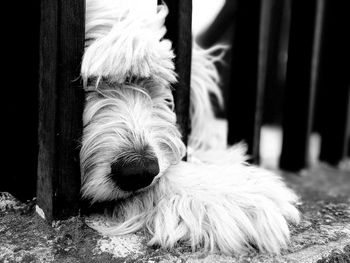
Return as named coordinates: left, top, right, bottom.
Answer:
left=110, top=157, right=159, bottom=191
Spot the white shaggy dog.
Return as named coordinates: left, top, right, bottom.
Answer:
left=80, top=0, right=300, bottom=255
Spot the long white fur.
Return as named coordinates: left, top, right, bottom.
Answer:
left=189, top=42, right=228, bottom=150
left=82, top=0, right=176, bottom=87
left=81, top=0, right=300, bottom=255
left=91, top=153, right=299, bottom=254
left=80, top=82, right=186, bottom=201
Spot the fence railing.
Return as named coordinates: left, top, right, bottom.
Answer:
left=1, top=0, right=349, bottom=221
left=202, top=0, right=350, bottom=169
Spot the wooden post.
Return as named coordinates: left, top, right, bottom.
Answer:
left=317, top=1, right=350, bottom=166
left=279, top=0, right=321, bottom=172
left=164, top=0, right=192, bottom=156
left=37, top=0, right=85, bottom=221
left=227, top=0, right=264, bottom=163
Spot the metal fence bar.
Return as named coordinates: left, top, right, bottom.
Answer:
left=227, top=0, right=263, bottom=163
left=256, top=0, right=276, bottom=161
left=318, top=1, right=350, bottom=166
left=37, top=0, right=85, bottom=221
left=164, top=0, right=192, bottom=156
left=279, top=0, right=319, bottom=172
left=262, top=0, right=290, bottom=125
left=227, top=0, right=260, bottom=161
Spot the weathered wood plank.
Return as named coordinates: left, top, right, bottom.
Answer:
left=37, top=0, right=85, bottom=221
left=279, top=0, right=320, bottom=172
left=164, top=0, right=192, bottom=155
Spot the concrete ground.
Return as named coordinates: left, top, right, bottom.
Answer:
left=1, top=164, right=349, bottom=263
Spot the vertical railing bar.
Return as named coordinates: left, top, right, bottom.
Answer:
left=255, top=0, right=274, bottom=163
left=307, top=0, right=325, bottom=165
left=164, top=0, right=192, bottom=159
left=37, top=0, right=59, bottom=222
left=318, top=1, right=350, bottom=166
left=279, top=0, right=318, bottom=172
left=37, top=0, right=85, bottom=221
left=227, top=0, right=262, bottom=163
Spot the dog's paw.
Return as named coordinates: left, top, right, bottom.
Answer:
left=246, top=187, right=300, bottom=253
left=148, top=162, right=300, bottom=255
left=232, top=166, right=300, bottom=253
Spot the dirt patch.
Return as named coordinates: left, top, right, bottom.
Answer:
left=316, top=244, right=350, bottom=263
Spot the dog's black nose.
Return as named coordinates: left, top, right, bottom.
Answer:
left=110, top=158, right=159, bottom=191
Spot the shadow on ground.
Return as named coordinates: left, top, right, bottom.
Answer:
left=1, top=165, right=349, bottom=263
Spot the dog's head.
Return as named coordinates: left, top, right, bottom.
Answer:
left=80, top=2, right=185, bottom=202
left=80, top=80, right=185, bottom=202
